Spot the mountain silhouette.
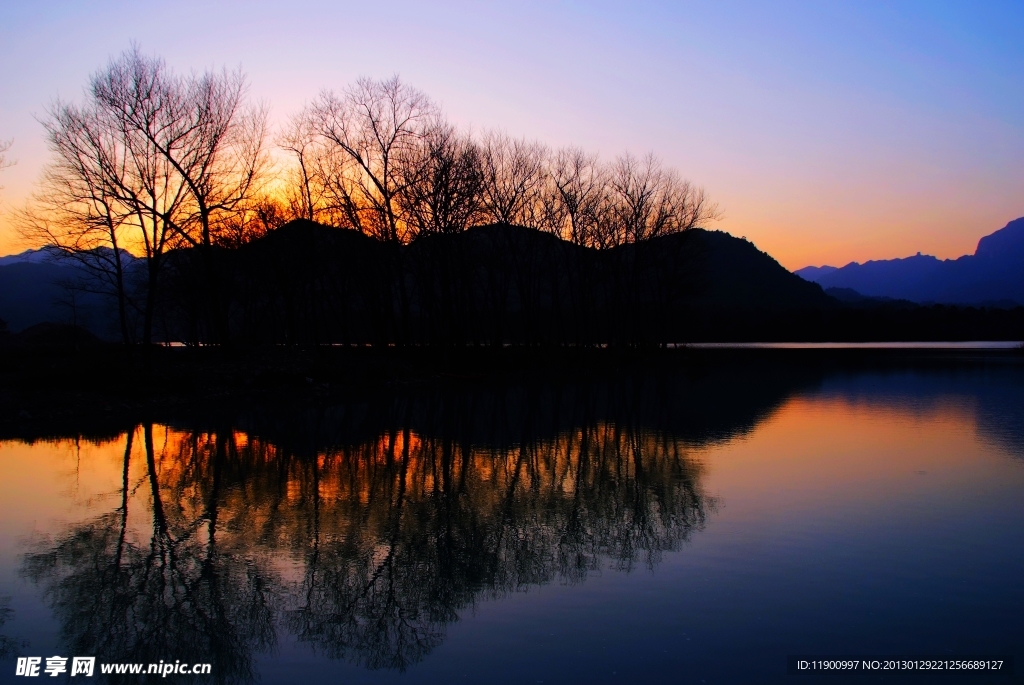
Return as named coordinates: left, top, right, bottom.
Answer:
left=0, top=221, right=832, bottom=342
left=200, top=221, right=834, bottom=345
left=4, top=221, right=1021, bottom=344
left=795, top=217, right=1024, bottom=306
left=0, top=254, right=122, bottom=336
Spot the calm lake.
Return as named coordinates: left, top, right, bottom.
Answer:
left=1, top=354, right=1022, bottom=683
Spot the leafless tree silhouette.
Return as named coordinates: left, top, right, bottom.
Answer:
left=0, top=138, right=13, bottom=189
left=548, top=147, right=608, bottom=246
left=19, top=51, right=187, bottom=347
left=478, top=131, right=548, bottom=228
left=279, top=113, right=334, bottom=224
left=304, top=76, right=437, bottom=243
left=607, top=152, right=717, bottom=245
left=22, top=46, right=269, bottom=348
left=398, top=120, right=483, bottom=237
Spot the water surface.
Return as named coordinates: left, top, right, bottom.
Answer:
left=689, top=341, right=1022, bottom=349
left=1, top=359, right=1022, bottom=683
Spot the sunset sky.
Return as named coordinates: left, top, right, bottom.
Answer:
left=1, top=1, right=1021, bottom=269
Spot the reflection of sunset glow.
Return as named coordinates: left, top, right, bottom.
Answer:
left=2, top=385, right=1021, bottom=674
left=1, top=417, right=710, bottom=671
left=2, top=422, right=709, bottom=562
left=0, top=394, right=1012, bottom=561
left=691, top=394, right=1013, bottom=528
left=1, top=391, right=1013, bottom=561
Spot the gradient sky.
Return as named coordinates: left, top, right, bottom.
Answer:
left=1, top=1, right=1021, bottom=269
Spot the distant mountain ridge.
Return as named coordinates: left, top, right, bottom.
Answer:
left=795, top=218, right=1024, bottom=306
left=0, top=246, right=63, bottom=267
left=793, top=265, right=837, bottom=281
left=0, top=247, right=136, bottom=337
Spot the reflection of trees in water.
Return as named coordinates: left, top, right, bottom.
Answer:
left=0, top=596, right=22, bottom=659
left=23, top=413, right=710, bottom=677
left=285, top=424, right=708, bottom=670
left=22, top=426, right=278, bottom=684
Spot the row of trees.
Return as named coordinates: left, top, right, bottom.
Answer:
left=21, top=46, right=719, bottom=347
left=282, top=81, right=717, bottom=248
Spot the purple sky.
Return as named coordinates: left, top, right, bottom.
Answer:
left=1, top=0, right=1022, bottom=268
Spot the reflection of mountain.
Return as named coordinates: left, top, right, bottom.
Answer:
left=20, top=366, right=812, bottom=680
left=230, top=365, right=815, bottom=458
left=814, top=363, right=1024, bottom=458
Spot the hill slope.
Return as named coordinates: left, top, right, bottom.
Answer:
left=683, top=229, right=833, bottom=309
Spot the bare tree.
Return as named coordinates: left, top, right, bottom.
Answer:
left=279, top=114, right=363, bottom=229
left=95, top=50, right=269, bottom=344
left=478, top=132, right=548, bottom=227
left=294, top=76, right=439, bottom=343
left=305, top=76, right=437, bottom=243
left=549, top=147, right=608, bottom=246
left=22, top=46, right=270, bottom=348
left=279, top=114, right=329, bottom=223
left=607, top=152, right=719, bottom=245
left=597, top=153, right=720, bottom=345
left=0, top=139, right=13, bottom=187
left=397, top=120, right=482, bottom=237
left=152, top=70, right=270, bottom=251
left=77, top=48, right=191, bottom=347
left=18, top=88, right=162, bottom=346
left=214, top=193, right=288, bottom=248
